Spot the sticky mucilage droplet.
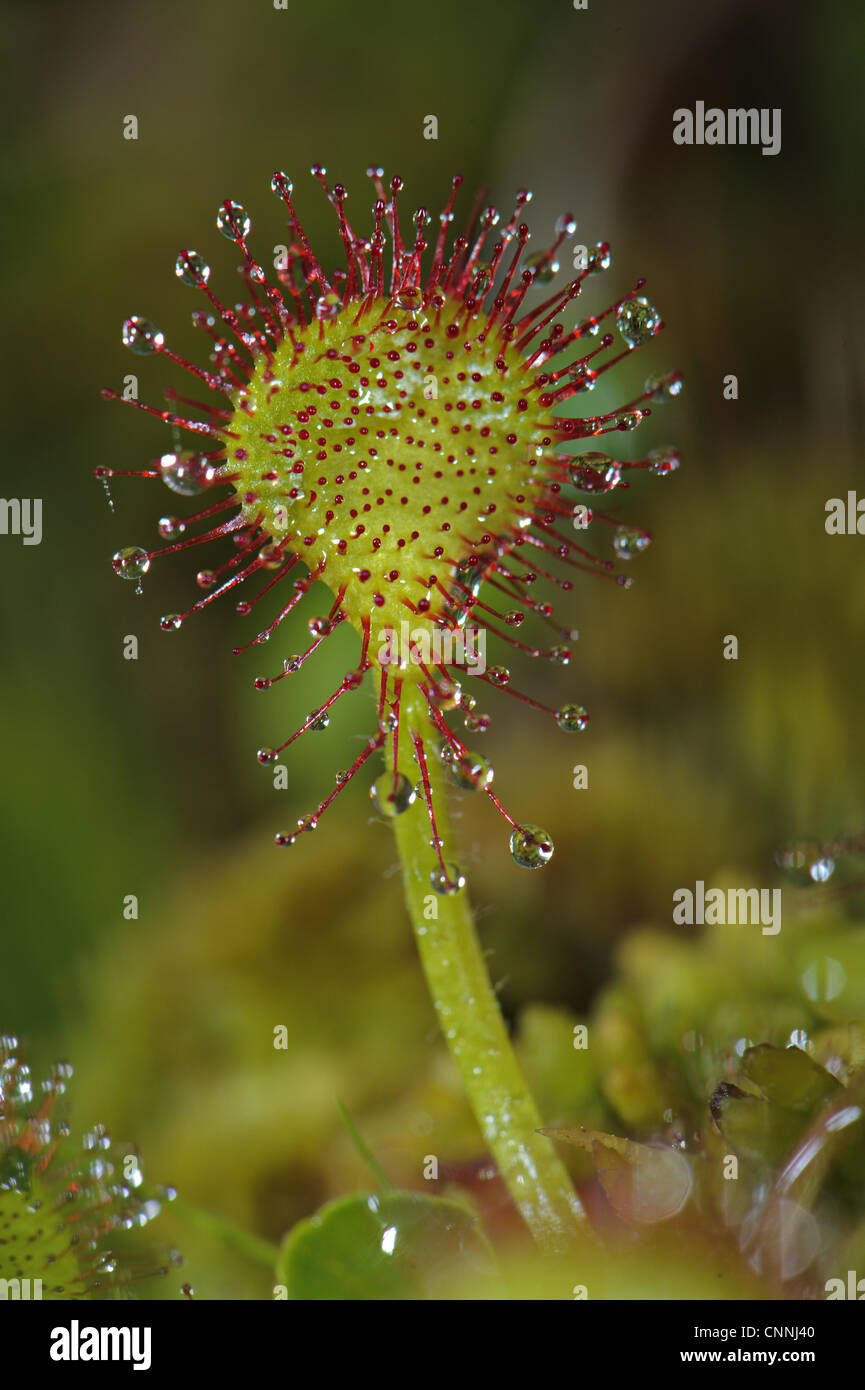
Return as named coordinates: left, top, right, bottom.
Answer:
left=509, top=824, right=554, bottom=868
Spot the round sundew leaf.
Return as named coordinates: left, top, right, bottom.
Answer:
left=741, top=1043, right=843, bottom=1114
left=277, top=1191, right=495, bottom=1300
left=710, top=1082, right=812, bottom=1167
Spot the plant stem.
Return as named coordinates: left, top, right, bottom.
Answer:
left=387, top=685, right=585, bottom=1248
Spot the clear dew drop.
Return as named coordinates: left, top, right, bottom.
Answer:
left=613, top=525, right=651, bottom=560
left=647, top=446, right=681, bottom=478
left=94, top=470, right=116, bottom=512
left=438, top=742, right=456, bottom=767
left=452, top=555, right=487, bottom=602
left=257, top=746, right=278, bottom=764
left=258, top=542, right=284, bottom=570
left=616, top=295, right=662, bottom=349
left=568, top=452, right=621, bottom=493
left=314, top=291, right=342, bottom=321
left=448, top=752, right=494, bottom=792
left=617, top=409, right=645, bottom=431
left=157, top=515, right=185, bottom=540
left=809, top=857, right=835, bottom=883
left=159, top=613, right=182, bottom=631
left=577, top=317, right=600, bottom=337
left=587, top=243, right=611, bottom=274
left=509, top=824, right=554, bottom=868
left=487, top=666, right=510, bottom=687
left=112, top=546, right=150, bottom=581
left=775, top=840, right=829, bottom=879
left=270, top=172, right=293, bottom=197
left=555, top=703, right=589, bottom=732
left=122, top=316, right=164, bottom=355
left=525, top=251, right=558, bottom=284
left=464, top=710, right=491, bottom=733
left=395, top=285, right=423, bottom=310
left=568, top=363, right=596, bottom=393
left=175, top=250, right=211, bottom=287
left=430, top=862, right=467, bottom=895
left=472, top=265, right=494, bottom=297
left=645, top=369, right=683, bottom=402
left=284, top=655, right=302, bottom=674
left=307, top=710, right=330, bottom=732
left=196, top=569, right=216, bottom=589
left=158, top=451, right=215, bottom=496
left=548, top=645, right=572, bottom=665
left=370, top=772, right=417, bottom=817
left=216, top=200, right=251, bottom=241
left=436, top=678, right=462, bottom=711
left=801, top=955, right=847, bottom=1003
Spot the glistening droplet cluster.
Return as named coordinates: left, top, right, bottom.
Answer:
left=102, top=168, right=681, bottom=890
left=0, top=1037, right=171, bottom=1298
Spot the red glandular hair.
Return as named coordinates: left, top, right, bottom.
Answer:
left=102, top=167, right=681, bottom=887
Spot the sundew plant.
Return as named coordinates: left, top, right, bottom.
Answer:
left=94, top=163, right=865, bottom=1306
left=102, top=167, right=682, bottom=1257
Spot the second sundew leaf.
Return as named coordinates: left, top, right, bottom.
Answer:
left=710, top=1083, right=804, bottom=1166
left=278, top=1191, right=496, bottom=1300
left=741, top=1043, right=844, bottom=1113
left=712, top=1046, right=846, bottom=1169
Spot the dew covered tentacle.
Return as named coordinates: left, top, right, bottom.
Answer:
left=103, top=167, right=681, bottom=874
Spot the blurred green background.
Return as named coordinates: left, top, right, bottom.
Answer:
left=1, top=0, right=863, bottom=1297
